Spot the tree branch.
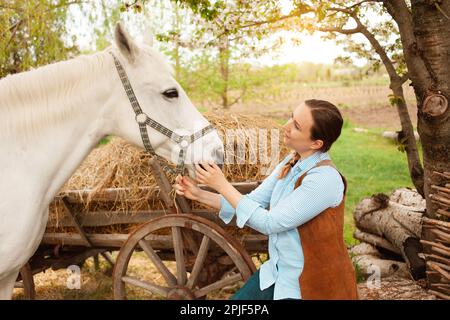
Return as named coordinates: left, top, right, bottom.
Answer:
left=240, top=11, right=305, bottom=29
left=319, top=26, right=361, bottom=35
left=326, top=4, right=423, bottom=193
left=228, top=86, right=247, bottom=107
left=400, top=72, right=410, bottom=84
left=434, top=2, right=450, bottom=20
left=47, top=0, right=88, bottom=11
left=327, top=7, right=401, bottom=82
left=2, top=1, right=87, bottom=42
left=5, top=19, right=23, bottom=50
left=239, top=4, right=315, bottom=30
left=347, top=0, right=385, bottom=9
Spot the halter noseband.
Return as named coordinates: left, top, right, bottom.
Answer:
left=110, top=52, right=215, bottom=174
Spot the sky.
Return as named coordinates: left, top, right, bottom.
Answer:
left=250, top=0, right=348, bottom=66
left=246, top=32, right=347, bottom=66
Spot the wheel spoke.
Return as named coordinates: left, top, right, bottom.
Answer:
left=172, top=227, right=187, bottom=285
left=194, top=273, right=242, bottom=298
left=138, top=240, right=177, bottom=287
left=122, top=276, right=169, bottom=297
left=186, top=235, right=210, bottom=289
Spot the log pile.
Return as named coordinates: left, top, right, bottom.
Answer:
left=353, top=173, right=450, bottom=300
left=421, top=171, right=450, bottom=300
left=353, top=188, right=426, bottom=281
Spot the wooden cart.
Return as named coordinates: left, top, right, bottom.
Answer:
left=15, top=159, right=267, bottom=300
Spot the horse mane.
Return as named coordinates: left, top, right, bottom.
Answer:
left=0, top=44, right=174, bottom=141
left=0, top=50, right=115, bottom=139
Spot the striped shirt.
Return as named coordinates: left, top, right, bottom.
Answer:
left=219, top=151, right=345, bottom=300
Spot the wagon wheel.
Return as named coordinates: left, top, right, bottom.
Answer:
left=14, top=263, right=36, bottom=300
left=113, top=214, right=256, bottom=300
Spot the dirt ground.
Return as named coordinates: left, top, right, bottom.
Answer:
left=340, top=104, right=418, bottom=130
left=226, top=84, right=418, bottom=130
left=232, top=103, right=418, bottom=131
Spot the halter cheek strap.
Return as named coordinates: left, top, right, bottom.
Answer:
left=110, top=52, right=215, bottom=174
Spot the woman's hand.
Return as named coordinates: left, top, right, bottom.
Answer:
left=174, top=175, right=202, bottom=201
left=194, top=161, right=229, bottom=193
left=174, top=162, right=240, bottom=210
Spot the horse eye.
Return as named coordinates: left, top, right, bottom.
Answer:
left=162, top=88, right=179, bottom=99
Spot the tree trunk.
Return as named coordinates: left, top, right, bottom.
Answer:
left=382, top=0, right=450, bottom=298
left=219, top=35, right=230, bottom=109
left=174, top=3, right=181, bottom=80
left=408, top=1, right=450, bottom=219
left=390, top=82, right=425, bottom=197
left=407, top=1, right=450, bottom=292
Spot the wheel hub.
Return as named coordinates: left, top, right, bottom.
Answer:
left=167, top=285, right=195, bottom=300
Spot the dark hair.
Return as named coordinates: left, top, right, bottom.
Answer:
left=278, top=99, right=343, bottom=179
left=305, top=99, right=343, bottom=152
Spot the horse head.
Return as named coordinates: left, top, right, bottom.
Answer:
left=108, top=23, right=224, bottom=176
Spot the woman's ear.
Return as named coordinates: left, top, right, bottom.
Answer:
left=311, top=139, right=324, bottom=150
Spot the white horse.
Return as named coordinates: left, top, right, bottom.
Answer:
left=0, top=23, right=224, bottom=299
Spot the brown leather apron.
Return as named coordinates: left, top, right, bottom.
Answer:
left=295, top=160, right=358, bottom=300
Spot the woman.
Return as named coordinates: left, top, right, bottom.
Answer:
left=174, top=99, right=358, bottom=300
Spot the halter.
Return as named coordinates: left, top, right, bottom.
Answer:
left=110, top=52, right=215, bottom=174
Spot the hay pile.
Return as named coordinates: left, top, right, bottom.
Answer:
left=47, top=112, right=290, bottom=234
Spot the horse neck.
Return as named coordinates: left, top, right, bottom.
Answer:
left=0, top=50, right=118, bottom=205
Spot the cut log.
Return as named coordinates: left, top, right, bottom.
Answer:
left=352, top=254, right=409, bottom=279
left=382, top=130, right=420, bottom=142
left=349, top=242, right=382, bottom=256
left=349, top=243, right=409, bottom=279
left=390, top=188, right=426, bottom=211
left=354, top=188, right=426, bottom=280
left=353, top=230, right=401, bottom=255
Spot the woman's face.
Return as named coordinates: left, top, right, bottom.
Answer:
left=283, top=103, right=323, bottom=154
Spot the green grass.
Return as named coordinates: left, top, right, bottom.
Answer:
left=330, top=121, right=417, bottom=245
left=197, top=106, right=208, bottom=113
left=98, top=135, right=112, bottom=146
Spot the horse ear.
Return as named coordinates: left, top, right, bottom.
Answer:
left=114, top=22, right=139, bottom=63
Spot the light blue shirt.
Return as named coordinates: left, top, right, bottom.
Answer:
left=219, top=151, right=345, bottom=300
